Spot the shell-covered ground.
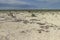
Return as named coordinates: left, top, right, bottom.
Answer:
left=0, top=11, right=60, bottom=40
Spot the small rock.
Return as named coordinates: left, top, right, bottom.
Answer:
left=37, top=30, right=42, bottom=33
left=20, top=31, right=26, bottom=33
left=45, top=30, right=50, bottom=32
left=37, top=23, right=45, bottom=25
left=23, top=20, right=29, bottom=24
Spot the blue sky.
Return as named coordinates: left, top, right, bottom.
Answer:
left=0, top=0, right=60, bottom=9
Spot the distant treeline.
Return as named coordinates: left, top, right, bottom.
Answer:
left=0, top=9, right=60, bottom=12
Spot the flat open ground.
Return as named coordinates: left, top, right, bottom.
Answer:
left=0, top=10, right=60, bottom=40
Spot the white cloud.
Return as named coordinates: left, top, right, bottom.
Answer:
left=36, top=0, right=60, bottom=2
left=0, top=0, right=29, bottom=5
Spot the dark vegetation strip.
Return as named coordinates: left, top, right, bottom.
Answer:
left=0, top=9, right=60, bottom=12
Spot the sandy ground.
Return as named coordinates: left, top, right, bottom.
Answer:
left=0, top=11, right=60, bottom=40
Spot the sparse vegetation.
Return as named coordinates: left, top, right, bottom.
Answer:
left=0, top=10, right=60, bottom=40
left=31, top=13, right=36, bottom=17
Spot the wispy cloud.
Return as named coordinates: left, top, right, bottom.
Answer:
left=36, top=0, right=60, bottom=2
left=0, top=0, right=29, bottom=5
